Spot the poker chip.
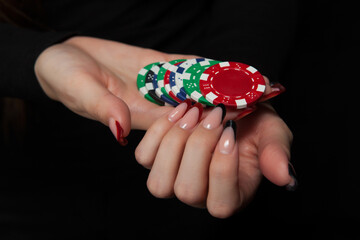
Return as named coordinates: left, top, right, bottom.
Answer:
left=137, top=62, right=163, bottom=105
left=169, top=58, right=209, bottom=101
left=164, top=62, right=184, bottom=103
left=149, top=63, right=178, bottom=106
left=183, top=59, right=221, bottom=106
left=156, top=59, right=185, bottom=105
left=137, top=59, right=269, bottom=110
left=143, top=62, right=169, bottom=106
left=199, top=61, right=266, bottom=109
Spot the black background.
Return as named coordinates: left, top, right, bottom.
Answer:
left=0, top=0, right=356, bottom=239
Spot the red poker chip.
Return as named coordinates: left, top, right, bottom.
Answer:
left=199, top=61, right=266, bottom=109
left=164, top=62, right=184, bottom=103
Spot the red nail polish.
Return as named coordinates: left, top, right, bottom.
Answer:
left=183, top=99, right=193, bottom=112
left=115, top=121, right=128, bottom=146
left=260, top=83, right=286, bottom=102
left=192, top=102, right=203, bottom=122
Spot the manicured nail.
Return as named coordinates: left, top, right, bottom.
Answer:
left=202, top=104, right=226, bottom=129
left=115, top=121, right=128, bottom=146
left=286, top=162, right=298, bottom=191
left=192, top=102, right=204, bottom=122
left=183, top=99, right=193, bottom=111
left=218, top=120, right=237, bottom=154
left=109, top=119, right=128, bottom=146
left=260, top=82, right=286, bottom=102
left=178, top=105, right=200, bottom=130
left=168, top=100, right=191, bottom=122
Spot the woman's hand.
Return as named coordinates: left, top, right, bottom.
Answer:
left=35, top=36, right=295, bottom=218
left=34, top=36, right=195, bottom=140
left=135, top=102, right=294, bottom=218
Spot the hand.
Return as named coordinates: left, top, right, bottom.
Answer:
left=34, top=36, right=195, bottom=141
left=135, top=102, right=294, bottom=218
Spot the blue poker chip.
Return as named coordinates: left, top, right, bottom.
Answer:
left=150, top=64, right=179, bottom=106
left=170, top=58, right=210, bottom=101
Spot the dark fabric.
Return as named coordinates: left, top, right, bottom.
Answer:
left=0, top=0, right=355, bottom=239
left=0, top=0, right=296, bottom=99
left=0, top=24, right=76, bottom=100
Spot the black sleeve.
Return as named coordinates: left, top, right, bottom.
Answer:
left=0, top=23, right=76, bottom=100
left=204, top=0, right=298, bottom=83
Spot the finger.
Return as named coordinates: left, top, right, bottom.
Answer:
left=135, top=100, right=191, bottom=168
left=166, top=53, right=201, bottom=62
left=258, top=76, right=286, bottom=102
left=146, top=104, right=203, bottom=198
left=225, top=106, right=257, bottom=122
left=92, top=92, right=131, bottom=145
left=174, top=104, right=226, bottom=207
left=129, top=99, right=174, bottom=130
left=64, top=73, right=132, bottom=145
left=105, top=95, right=131, bottom=146
left=207, top=120, right=240, bottom=218
left=257, top=110, right=294, bottom=187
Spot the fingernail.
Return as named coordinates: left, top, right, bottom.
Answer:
left=202, top=104, right=226, bottom=129
left=109, top=119, right=128, bottom=146
left=168, top=100, right=191, bottom=122
left=183, top=99, right=193, bottom=111
left=286, top=162, right=298, bottom=191
left=218, top=120, right=236, bottom=154
left=178, top=105, right=200, bottom=130
left=234, top=106, right=256, bottom=121
left=192, top=102, right=204, bottom=122
left=260, top=82, right=286, bottom=102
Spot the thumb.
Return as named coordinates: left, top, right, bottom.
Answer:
left=67, top=80, right=131, bottom=145
left=96, top=92, right=131, bottom=146
left=257, top=118, right=296, bottom=190
left=74, top=78, right=131, bottom=145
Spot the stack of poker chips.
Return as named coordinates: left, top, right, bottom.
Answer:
left=136, top=58, right=266, bottom=109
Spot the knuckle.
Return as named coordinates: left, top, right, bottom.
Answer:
left=210, top=162, right=234, bottom=180
left=146, top=176, right=173, bottom=199
left=148, top=120, right=166, bottom=135
left=174, top=182, right=205, bottom=206
left=207, top=202, right=236, bottom=219
left=134, top=147, right=152, bottom=169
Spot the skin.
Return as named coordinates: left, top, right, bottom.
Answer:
left=136, top=103, right=293, bottom=218
left=35, top=36, right=192, bottom=132
left=34, top=36, right=293, bottom=218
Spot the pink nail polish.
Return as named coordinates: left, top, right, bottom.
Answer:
left=178, top=106, right=200, bottom=130
left=202, top=104, right=225, bottom=129
left=168, top=101, right=190, bottom=122
left=218, top=120, right=236, bottom=154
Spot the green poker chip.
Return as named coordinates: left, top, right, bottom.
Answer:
left=156, top=59, right=186, bottom=103
left=138, top=58, right=269, bottom=110
left=136, top=62, right=162, bottom=105
left=182, top=60, right=221, bottom=106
